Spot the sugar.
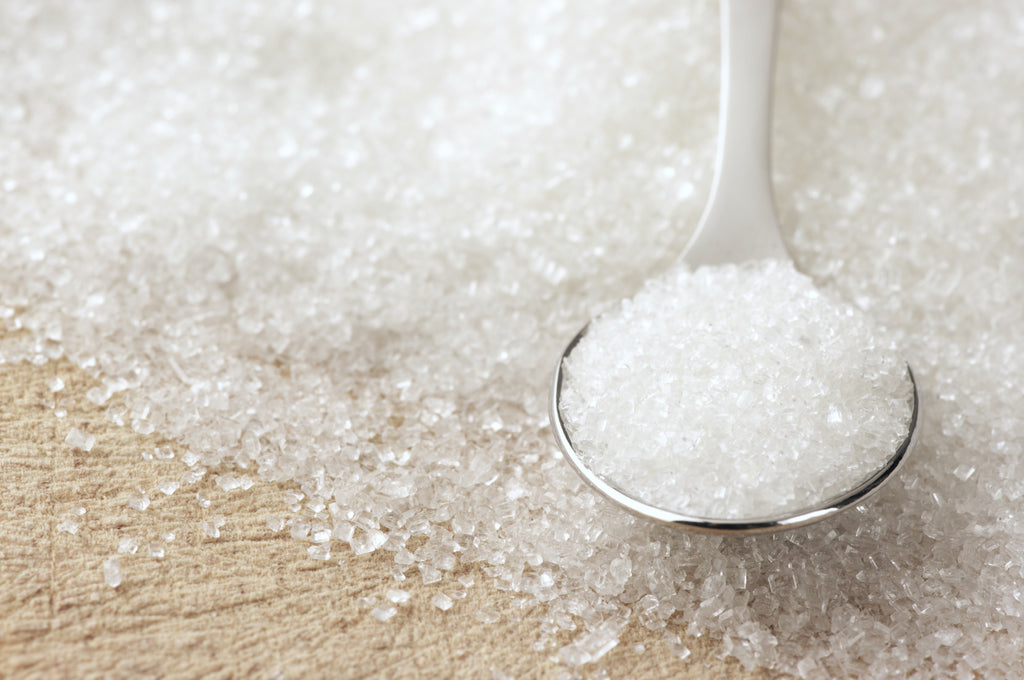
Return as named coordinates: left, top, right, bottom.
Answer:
left=558, top=620, right=624, bottom=667
left=154, top=446, right=175, bottom=460
left=431, top=593, right=454, bottom=611
left=64, top=428, right=95, bottom=452
left=201, top=517, right=226, bottom=539
left=307, top=544, right=331, bottom=561
left=663, top=632, right=690, bottom=661
left=126, top=493, right=150, bottom=512
left=3, top=2, right=1023, bottom=677
left=476, top=609, right=501, bottom=624
left=56, top=519, right=79, bottom=535
left=86, top=386, right=111, bottom=405
left=156, top=480, right=180, bottom=496
left=419, top=564, right=442, bottom=585
left=216, top=474, right=254, bottom=492
left=386, top=589, right=411, bottom=604
left=118, top=536, right=139, bottom=554
left=350, top=530, right=388, bottom=555
left=103, top=558, right=122, bottom=588
left=560, top=259, right=914, bottom=520
left=149, top=544, right=165, bottom=559
left=370, top=605, right=398, bottom=622
left=47, top=376, right=64, bottom=392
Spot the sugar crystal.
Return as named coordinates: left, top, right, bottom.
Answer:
left=126, top=493, right=150, bottom=511
left=201, top=517, right=226, bottom=539
left=103, top=558, right=122, bottom=588
left=350, top=530, right=387, bottom=556
left=154, top=446, right=175, bottom=460
left=156, top=480, right=180, bottom=496
left=431, top=593, right=454, bottom=611
left=386, top=589, right=411, bottom=604
left=370, top=605, right=398, bottom=622
left=57, top=519, right=79, bottom=535
left=308, top=544, right=331, bottom=561
left=65, top=428, right=95, bottom=453
left=476, top=609, right=501, bottom=624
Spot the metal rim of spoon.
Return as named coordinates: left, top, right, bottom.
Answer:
left=548, top=0, right=921, bottom=534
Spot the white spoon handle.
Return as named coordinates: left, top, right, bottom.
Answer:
left=683, top=0, right=788, bottom=267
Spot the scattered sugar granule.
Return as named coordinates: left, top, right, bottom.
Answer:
left=103, top=557, right=122, bottom=588
left=153, top=446, right=174, bottom=459
left=215, top=474, right=254, bottom=492
left=196, top=492, right=211, bottom=508
left=307, top=544, right=331, bottom=560
left=156, top=480, right=180, bottom=496
left=201, top=516, right=226, bottom=538
left=148, top=543, right=165, bottom=559
left=370, top=605, right=398, bottom=622
left=126, top=493, right=150, bottom=511
left=350, top=529, right=387, bottom=555
left=664, top=632, right=691, bottom=661
left=431, top=593, right=454, bottom=611
left=558, top=620, right=624, bottom=667
left=56, top=519, right=79, bottom=535
left=386, top=589, right=411, bottom=604
left=47, top=376, right=64, bottom=392
left=85, top=386, right=110, bottom=405
left=161, top=532, right=175, bottom=543
left=420, top=564, right=442, bottom=585
left=476, top=609, right=501, bottom=624
left=561, top=259, right=914, bottom=520
left=118, top=536, right=139, bottom=554
left=266, top=516, right=286, bottom=533
left=310, top=524, right=331, bottom=543
left=64, top=428, right=95, bottom=452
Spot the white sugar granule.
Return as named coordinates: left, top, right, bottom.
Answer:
left=56, top=519, right=79, bottom=535
left=64, top=428, right=95, bottom=452
left=103, top=558, right=122, bottom=589
left=561, top=259, right=914, bottom=520
left=2, top=2, right=1024, bottom=678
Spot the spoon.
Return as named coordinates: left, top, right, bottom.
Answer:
left=549, top=0, right=920, bottom=534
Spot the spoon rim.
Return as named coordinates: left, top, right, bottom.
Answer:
left=549, top=322, right=921, bottom=535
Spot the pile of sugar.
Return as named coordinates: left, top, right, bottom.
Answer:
left=560, top=259, right=913, bottom=520
left=2, top=1, right=1024, bottom=678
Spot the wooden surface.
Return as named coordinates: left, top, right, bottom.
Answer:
left=0, top=339, right=772, bottom=679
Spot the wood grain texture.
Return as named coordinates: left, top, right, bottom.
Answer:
left=0, top=340, right=771, bottom=679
